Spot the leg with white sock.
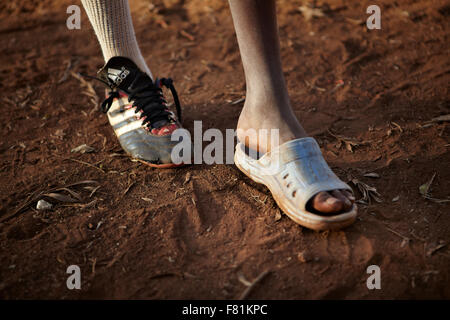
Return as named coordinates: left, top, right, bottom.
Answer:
left=81, top=0, right=152, bottom=78
left=80, top=0, right=185, bottom=167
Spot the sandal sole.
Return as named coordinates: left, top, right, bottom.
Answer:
left=234, top=155, right=357, bottom=231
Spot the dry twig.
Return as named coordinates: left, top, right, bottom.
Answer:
left=238, top=270, right=270, bottom=300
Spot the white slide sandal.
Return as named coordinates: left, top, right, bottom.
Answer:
left=234, top=137, right=357, bottom=231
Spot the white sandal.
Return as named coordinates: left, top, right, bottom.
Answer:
left=234, top=137, right=357, bottom=231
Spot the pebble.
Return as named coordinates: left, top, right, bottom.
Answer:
left=36, top=199, right=52, bottom=210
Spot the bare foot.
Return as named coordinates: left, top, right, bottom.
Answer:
left=237, top=102, right=354, bottom=216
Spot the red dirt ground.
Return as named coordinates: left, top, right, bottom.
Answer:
left=0, top=0, right=449, bottom=299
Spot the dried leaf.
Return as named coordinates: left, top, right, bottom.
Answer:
left=63, top=180, right=99, bottom=188
left=430, top=114, right=450, bottom=123
left=71, top=144, right=95, bottom=154
left=345, top=17, right=364, bottom=25
left=345, top=142, right=353, bottom=152
left=54, top=129, right=65, bottom=139
left=298, top=5, right=325, bottom=20
left=419, top=173, right=436, bottom=196
left=71, top=72, right=99, bottom=111
left=422, top=196, right=450, bottom=203
left=328, top=130, right=361, bottom=153
left=184, top=172, right=191, bottom=185
left=418, top=173, right=450, bottom=202
left=351, top=178, right=382, bottom=204
left=123, top=182, right=135, bottom=195
left=64, top=199, right=97, bottom=208
left=237, top=273, right=252, bottom=287
left=96, top=221, right=103, bottom=230
left=87, top=185, right=101, bottom=198
left=230, top=97, right=245, bottom=105
left=43, top=192, right=77, bottom=203
left=4, top=180, right=99, bottom=223
left=400, top=238, right=409, bottom=248
left=426, top=242, right=448, bottom=256
left=57, top=188, right=82, bottom=201
left=390, top=121, right=403, bottom=133
left=364, top=172, right=380, bottom=178
left=180, top=30, right=195, bottom=41
left=275, top=210, right=282, bottom=221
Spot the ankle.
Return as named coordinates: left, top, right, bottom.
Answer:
left=239, top=101, right=306, bottom=133
left=237, top=105, right=308, bottom=153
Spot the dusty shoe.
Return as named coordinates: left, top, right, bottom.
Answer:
left=97, top=56, right=186, bottom=168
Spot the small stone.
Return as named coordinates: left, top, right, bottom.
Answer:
left=392, top=196, right=400, bottom=202
left=36, top=199, right=52, bottom=210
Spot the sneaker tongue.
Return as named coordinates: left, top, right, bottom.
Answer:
left=98, top=57, right=171, bottom=129
left=152, top=119, right=169, bottom=129
left=98, top=56, right=152, bottom=93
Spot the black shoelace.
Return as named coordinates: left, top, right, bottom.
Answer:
left=102, top=74, right=181, bottom=128
left=81, top=72, right=181, bottom=128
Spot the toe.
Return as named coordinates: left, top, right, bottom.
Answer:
left=341, top=189, right=355, bottom=203
left=311, top=191, right=344, bottom=214
left=331, top=190, right=352, bottom=211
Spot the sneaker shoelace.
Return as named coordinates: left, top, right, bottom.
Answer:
left=82, top=72, right=182, bottom=129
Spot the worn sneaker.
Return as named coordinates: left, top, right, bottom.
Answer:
left=96, top=56, right=186, bottom=168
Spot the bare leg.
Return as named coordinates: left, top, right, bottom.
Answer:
left=228, top=0, right=354, bottom=214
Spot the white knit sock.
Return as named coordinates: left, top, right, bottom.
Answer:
left=81, top=0, right=153, bottom=78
